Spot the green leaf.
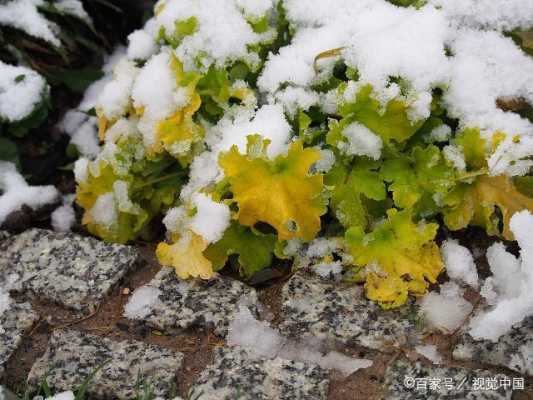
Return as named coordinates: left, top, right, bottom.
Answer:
left=381, top=144, right=456, bottom=214
left=0, top=137, right=20, bottom=167
left=47, top=67, right=104, bottom=93
left=326, top=158, right=386, bottom=229
left=204, top=221, right=276, bottom=279
left=337, top=84, right=425, bottom=144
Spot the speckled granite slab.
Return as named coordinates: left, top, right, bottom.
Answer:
left=28, top=329, right=183, bottom=399
left=278, top=270, right=418, bottom=350
left=453, top=316, right=533, bottom=377
left=0, top=229, right=139, bottom=312
left=0, top=301, right=38, bottom=377
left=385, top=358, right=514, bottom=399
left=189, top=346, right=329, bottom=400
left=125, top=267, right=257, bottom=337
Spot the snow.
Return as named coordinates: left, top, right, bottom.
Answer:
left=338, top=122, right=383, bottom=160
left=313, top=261, right=343, bottom=278
left=228, top=304, right=373, bottom=376
left=55, top=0, right=91, bottom=24
left=0, top=61, right=48, bottom=122
left=51, top=194, right=76, bottom=232
left=426, top=124, right=451, bottom=143
left=154, top=0, right=275, bottom=71
left=98, top=59, right=139, bottom=121
left=415, top=344, right=442, bottom=365
left=127, top=29, right=157, bottom=61
left=131, top=52, right=179, bottom=147
left=441, top=239, right=479, bottom=288
left=445, top=30, right=533, bottom=175
left=0, top=0, right=60, bottom=46
left=469, top=210, right=533, bottom=342
left=124, top=286, right=162, bottom=319
left=45, top=391, right=75, bottom=400
left=189, top=193, right=230, bottom=243
left=429, top=0, right=533, bottom=31
left=209, top=104, right=292, bottom=158
left=88, top=192, right=116, bottom=228
left=419, top=282, right=473, bottom=333
left=0, top=162, right=59, bottom=226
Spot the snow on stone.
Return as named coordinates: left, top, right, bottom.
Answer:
left=469, top=210, right=533, bottom=342
left=0, top=0, right=60, bottom=46
left=338, top=122, right=383, bottom=160
left=419, top=282, right=473, bottom=333
left=51, top=194, right=76, bottom=232
left=154, top=0, right=274, bottom=71
left=124, top=286, right=162, bottom=319
left=0, top=162, right=59, bottom=226
left=415, top=344, right=442, bottom=365
left=127, top=29, right=158, bottom=61
left=441, top=239, right=479, bottom=288
left=313, top=261, right=343, bottom=278
left=0, top=61, right=48, bottom=123
left=228, top=305, right=373, bottom=376
left=189, top=193, right=230, bottom=243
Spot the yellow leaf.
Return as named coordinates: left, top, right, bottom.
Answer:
left=151, top=56, right=204, bottom=164
left=444, top=175, right=533, bottom=240
left=219, top=136, right=326, bottom=241
left=346, top=209, right=443, bottom=309
left=156, top=232, right=214, bottom=279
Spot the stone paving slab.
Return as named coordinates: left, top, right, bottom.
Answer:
left=189, top=346, right=329, bottom=400
left=28, top=329, right=183, bottom=400
left=0, top=301, right=38, bottom=377
left=125, top=267, right=257, bottom=337
left=453, top=316, right=533, bottom=377
left=279, top=270, right=419, bottom=350
left=0, top=229, right=139, bottom=313
left=384, top=358, right=514, bottom=399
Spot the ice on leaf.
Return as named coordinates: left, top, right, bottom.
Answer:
left=346, top=209, right=443, bottom=309
left=219, top=135, right=326, bottom=241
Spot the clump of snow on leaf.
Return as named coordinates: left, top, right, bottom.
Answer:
left=0, top=61, right=48, bottom=123
left=469, top=210, right=533, bottom=342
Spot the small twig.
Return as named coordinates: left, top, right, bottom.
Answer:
left=51, top=305, right=101, bottom=330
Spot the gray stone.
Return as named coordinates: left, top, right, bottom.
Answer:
left=279, top=270, right=419, bottom=350
left=453, top=316, right=533, bottom=376
left=189, top=346, right=329, bottom=400
left=384, top=358, right=514, bottom=399
left=0, top=229, right=140, bottom=312
left=0, top=301, right=38, bottom=377
left=125, top=267, right=257, bottom=337
left=28, top=329, right=183, bottom=400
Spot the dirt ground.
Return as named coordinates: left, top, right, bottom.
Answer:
left=3, top=243, right=533, bottom=400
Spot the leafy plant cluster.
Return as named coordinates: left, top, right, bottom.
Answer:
left=0, top=0, right=150, bottom=171
left=77, top=0, right=533, bottom=309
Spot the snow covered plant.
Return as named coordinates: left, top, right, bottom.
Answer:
left=75, top=0, right=533, bottom=310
